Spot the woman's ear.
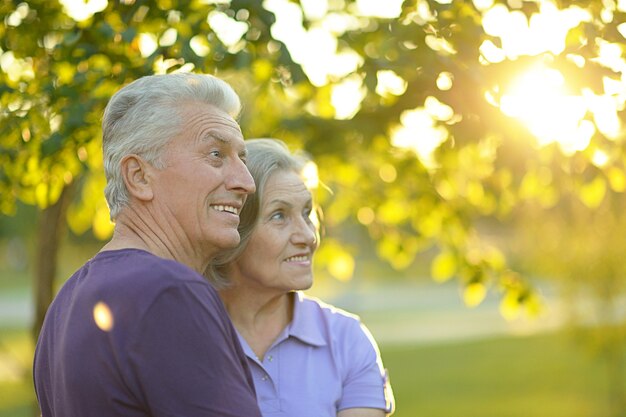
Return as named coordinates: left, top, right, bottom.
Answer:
left=120, top=154, right=154, bottom=202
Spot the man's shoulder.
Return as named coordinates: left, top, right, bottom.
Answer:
left=91, top=248, right=204, bottom=284
left=65, top=248, right=217, bottom=308
left=50, top=248, right=225, bottom=332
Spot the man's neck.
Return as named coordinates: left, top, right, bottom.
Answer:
left=102, top=208, right=208, bottom=274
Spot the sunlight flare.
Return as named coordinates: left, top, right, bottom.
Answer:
left=331, top=75, right=365, bottom=119
left=264, top=0, right=363, bottom=87
left=481, top=3, right=591, bottom=59
left=500, top=66, right=593, bottom=153
left=355, top=0, right=403, bottom=18
left=93, top=302, right=114, bottom=332
left=138, top=33, right=158, bottom=57
left=391, top=104, right=449, bottom=169
left=207, top=11, right=248, bottom=49
left=301, top=161, right=319, bottom=190
left=59, top=0, right=108, bottom=22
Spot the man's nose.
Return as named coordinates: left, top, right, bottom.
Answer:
left=228, top=157, right=256, bottom=195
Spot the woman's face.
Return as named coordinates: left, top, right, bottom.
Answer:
left=231, top=169, right=318, bottom=294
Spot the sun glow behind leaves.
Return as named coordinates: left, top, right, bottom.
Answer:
left=480, top=1, right=626, bottom=153
left=59, top=0, right=108, bottom=22
left=390, top=96, right=455, bottom=169
left=481, top=2, right=591, bottom=59
left=264, top=0, right=363, bottom=87
left=386, top=1, right=612, bottom=162
left=354, top=0, right=404, bottom=18
left=500, top=67, right=593, bottom=154
left=207, top=11, right=249, bottom=50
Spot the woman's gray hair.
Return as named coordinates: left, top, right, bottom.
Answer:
left=102, top=72, right=241, bottom=219
left=206, top=138, right=312, bottom=288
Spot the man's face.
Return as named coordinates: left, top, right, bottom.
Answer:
left=149, top=102, right=255, bottom=259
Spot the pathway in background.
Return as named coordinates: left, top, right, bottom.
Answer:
left=312, top=279, right=567, bottom=345
left=0, top=288, right=31, bottom=329
left=0, top=279, right=568, bottom=344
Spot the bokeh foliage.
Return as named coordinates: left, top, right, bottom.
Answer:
left=2, top=0, right=626, bottom=321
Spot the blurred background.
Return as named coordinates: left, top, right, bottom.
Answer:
left=2, top=0, right=626, bottom=416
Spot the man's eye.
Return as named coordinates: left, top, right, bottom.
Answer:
left=209, top=150, right=221, bottom=158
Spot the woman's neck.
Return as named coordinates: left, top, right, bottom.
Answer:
left=220, top=288, right=294, bottom=360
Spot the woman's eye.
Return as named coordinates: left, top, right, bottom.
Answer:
left=209, top=150, right=221, bottom=158
left=270, top=211, right=284, bottom=221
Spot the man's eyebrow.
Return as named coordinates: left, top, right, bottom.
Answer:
left=202, top=131, right=230, bottom=144
left=201, top=131, right=247, bottom=157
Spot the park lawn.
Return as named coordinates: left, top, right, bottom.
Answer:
left=0, top=329, right=36, bottom=417
left=0, top=328, right=614, bottom=417
left=383, top=331, right=612, bottom=417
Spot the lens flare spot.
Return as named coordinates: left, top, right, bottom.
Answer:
left=93, top=301, right=114, bottom=332
left=379, top=163, right=397, bottom=183
left=357, top=206, right=375, bottom=225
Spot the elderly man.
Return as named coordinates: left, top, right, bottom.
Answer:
left=33, top=73, right=263, bottom=417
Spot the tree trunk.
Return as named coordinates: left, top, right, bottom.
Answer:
left=32, top=184, right=74, bottom=341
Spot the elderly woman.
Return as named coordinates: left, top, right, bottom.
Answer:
left=207, top=138, right=394, bottom=417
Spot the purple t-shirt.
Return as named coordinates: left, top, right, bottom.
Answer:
left=33, top=248, right=262, bottom=417
left=239, top=292, right=394, bottom=417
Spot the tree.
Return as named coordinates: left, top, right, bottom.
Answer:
left=2, top=1, right=626, bottom=369
left=0, top=0, right=303, bottom=338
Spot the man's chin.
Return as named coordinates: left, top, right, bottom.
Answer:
left=212, top=231, right=241, bottom=250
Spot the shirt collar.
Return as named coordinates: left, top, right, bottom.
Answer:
left=285, top=291, right=327, bottom=347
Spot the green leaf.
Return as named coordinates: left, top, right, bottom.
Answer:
left=431, top=251, right=457, bottom=283
left=579, top=176, right=606, bottom=209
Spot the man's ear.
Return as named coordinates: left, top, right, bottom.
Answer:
left=120, top=154, right=154, bottom=202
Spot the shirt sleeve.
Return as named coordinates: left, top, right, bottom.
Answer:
left=126, top=282, right=263, bottom=417
left=338, top=320, right=395, bottom=414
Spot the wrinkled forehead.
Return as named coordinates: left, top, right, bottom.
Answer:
left=180, top=102, right=245, bottom=146
left=200, top=127, right=246, bottom=154
left=262, top=170, right=311, bottom=202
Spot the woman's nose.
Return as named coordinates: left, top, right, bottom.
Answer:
left=292, top=218, right=317, bottom=247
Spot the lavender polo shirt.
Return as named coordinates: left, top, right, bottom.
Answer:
left=238, top=291, right=394, bottom=417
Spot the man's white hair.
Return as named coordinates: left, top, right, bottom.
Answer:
left=102, top=73, right=241, bottom=219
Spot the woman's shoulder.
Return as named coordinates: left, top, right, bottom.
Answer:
left=294, top=292, right=382, bottom=364
left=295, top=292, right=364, bottom=333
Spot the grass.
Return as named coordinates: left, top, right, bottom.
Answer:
left=0, top=327, right=617, bottom=417
left=0, top=329, right=36, bottom=417
left=383, top=332, right=612, bottom=417
left=0, top=238, right=618, bottom=416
